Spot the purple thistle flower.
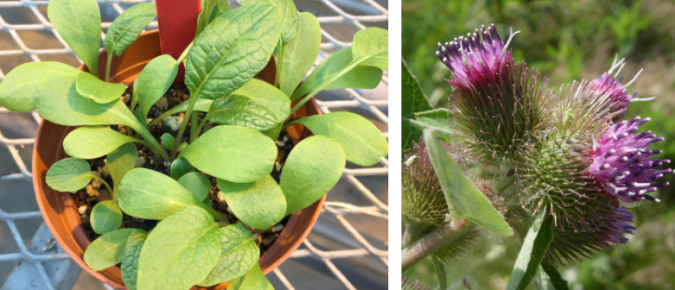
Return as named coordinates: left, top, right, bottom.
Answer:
left=589, top=57, right=655, bottom=121
left=589, top=116, right=672, bottom=203
left=436, top=24, right=519, bottom=90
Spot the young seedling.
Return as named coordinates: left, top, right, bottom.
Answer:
left=0, top=0, right=388, bottom=289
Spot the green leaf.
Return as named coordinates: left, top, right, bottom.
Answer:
left=199, top=224, right=259, bottom=286
left=279, top=12, right=321, bottom=97
left=352, top=27, right=388, bottom=71
left=179, top=126, right=277, bottom=183
left=217, top=176, right=286, bottom=229
left=423, top=129, right=513, bottom=236
left=179, top=171, right=211, bottom=202
left=291, top=47, right=383, bottom=101
left=197, top=0, right=231, bottom=36
left=0, top=62, right=80, bottom=112
left=432, top=255, right=447, bottom=290
left=118, top=168, right=200, bottom=220
left=280, top=136, right=345, bottom=215
left=207, top=94, right=277, bottom=131
left=104, top=3, right=156, bottom=56
left=402, top=59, right=431, bottom=154
left=227, top=264, right=273, bottom=290
left=84, top=228, right=146, bottom=271
left=506, top=215, right=554, bottom=290
left=155, top=98, right=213, bottom=120
left=170, top=157, right=195, bottom=180
left=410, top=109, right=453, bottom=140
left=137, top=206, right=221, bottom=290
left=160, top=133, right=175, bottom=150
left=135, top=55, right=179, bottom=119
left=90, top=200, right=123, bottom=234
left=121, top=233, right=147, bottom=290
left=35, top=75, right=142, bottom=131
left=48, top=0, right=101, bottom=76
left=107, top=143, right=138, bottom=197
left=241, top=0, right=298, bottom=43
left=46, top=158, right=93, bottom=192
left=539, top=264, right=569, bottom=290
left=289, top=112, right=387, bottom=166
left=185, top=4, right=282, bottom=100
left=63, top=126, right=138, bottom=159
left=232, top=79, right=291, bottom=123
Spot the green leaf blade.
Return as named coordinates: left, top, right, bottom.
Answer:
left=121, top=233, right=148, bottom=290
left=0, top=62, right=80, bottom=112
left=197, top=0, right=231, bottom=36
left=46, top=158, right=92, bottom=192
left=352, top=27, right=388, bottom=71
left=90, top=200, right=123, bottom=234
left=290, top=112, right=387, bottom=166
left=84, top=228, right=147, bottom=271
left=217, top=176, right=286, bottom=230
left=63, top=126, right=137, bottom=159
left=107, top=143, right=138, bottom=197
left=104, top=3, right=157, bottom=56
left=199, top=224, right=259, bottom=286
left=423, top=129, right=513, bottom=237
left=280, top=135, right=345, bottom=215
left=279, top=12, right=321, bottom=97
left=137, top=206, right=221, bottom=290
left=170, top=157, right=196, bottom=180
left=135, top=55, right=179, bottom=119
left=227, top=264, right=273, bottom=290
left=186, top=4, right=282, bottom=100
left=76, top=71, right=127, bottom=103
left=118, top=168, right=198, bottom=220
left=48, top=0, right=101, bottom=76
left=506, top=215, right=554, bottom=290
left=178, top=171, right=211, bottom=202
left=232, top=79, right=291, bottom=122
left=207, top=94, right=277, bottom=131
left=179, top=126, right=277, bottom=183
left=401, top=59, right=431, bottom=154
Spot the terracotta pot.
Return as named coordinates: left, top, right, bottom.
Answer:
left=32, top=30, right=325, bottom=290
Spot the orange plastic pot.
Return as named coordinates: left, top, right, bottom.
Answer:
left=32, top=30, right=325, bottom=290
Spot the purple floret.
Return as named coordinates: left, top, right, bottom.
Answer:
left=436, top=24, right=516, bottom=90
left=589, top=116, right=672, bottom=203
left=589, top=73, right=635, bottom=120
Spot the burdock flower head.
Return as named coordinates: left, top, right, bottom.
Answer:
left=437, top=24, right=551, bottom=163
left=589, top=116, right=672, bottom=203
left=402, top=140, right=450, bottom=226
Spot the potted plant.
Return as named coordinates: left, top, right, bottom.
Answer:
left=0, top=0, right=388, bottom=289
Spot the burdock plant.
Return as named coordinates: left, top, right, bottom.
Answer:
left=402, top=23, right=672, bottom=289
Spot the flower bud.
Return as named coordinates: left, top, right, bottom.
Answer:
left=402, top=140, right=450, bottom=226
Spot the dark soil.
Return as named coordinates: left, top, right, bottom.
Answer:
left=71, top=83, right=293, bottom=256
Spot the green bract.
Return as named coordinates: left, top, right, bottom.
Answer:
left=0, top=0, right=388, bottom=289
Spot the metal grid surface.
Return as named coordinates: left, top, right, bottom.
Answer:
left=0, top=0, right=388, bottom=289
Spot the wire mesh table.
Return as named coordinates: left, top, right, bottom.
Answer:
left=0, top=0, right=388, bottom=289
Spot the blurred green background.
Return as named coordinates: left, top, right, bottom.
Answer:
left=402, top=0, right=675, bottom=289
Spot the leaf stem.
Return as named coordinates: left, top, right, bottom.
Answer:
left=105, top=53, right=113, bottom=82
left=176, top=42, right=193, bottom=65
left=189, top=111, right=199, bottom=142
left=191, top=117, right=209, bottom=143
left=134, top=124, right=170, bottom=162
left=89, top=174, right=114, bottom=201
left=274, top=37, right=284, bottom=87
left=290, top=60, right=363, bottom=114
left=170, top=96, right=197, bottom=160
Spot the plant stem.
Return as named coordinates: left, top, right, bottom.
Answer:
left=90, top=174, right=114, bottom=201
left=401, top=223, right=455, bottom=272
left=290, top=61, right=362, bottom=114
left=191, top=117, right=209, bottom=143
left=170, top=96, right=197, bottom=160
left=402, top=222, right=431, bottom=248
left=189, top=111, right=199, bottom=142
left=176, top=42, right=193, bottom=65
left=134, top=124, right=170, bottom=162
left=105, top=53, right=113, bottom=82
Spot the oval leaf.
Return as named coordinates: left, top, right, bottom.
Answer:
left=226, top=264, right=273, bottom=290
left=279, top=12, right=321, bottom=97
left=199, top=224, right=259, bottom=287
left=46, top=157, right=92, bottom=192
left=64, top=126, right=138, bottom=159
left=290, top=112, right=388, bottom=166
left=179, top=171, right=211, bottom=201
left=121, top=233, right=147, bottom=290
left=118, top=168, right=199, bottom=220
left=0, top=62, right=80, bottom=112
left=242, top=0, right=298, bottom=43
left=423, top=129, right=513, bottom=236
left=207, top=94, right=277, bottom=131
left=179, top=126, right=277, bottom=183
left=84, top=228, right=146, bottom=271
left=291, top=48, right=383, bottom=101
left=76, top=72, right=127, bottom=104
left=48, top=0, right=101, bottom=76
left=107, top=143, right=138, bottom=197
left=352, top=27, right=388, bottom=71
left=217, top=176, right=286, bottom=229
left=35, top=75, right=142, bottom=131
left=196, top=0, right=231, bottom=36
left=280, top=135, right=345, bottom=214
left=104, top=3, right=157, bottom=56
left=185, top=4, right=282, bottom=100
left=90, top=200, right=123, bottom=234
left=232, top=79, right=291, bottom=122
left=135, top=55, right=179, bottom=119
left=170, top=157, right=196, bottom=180
left=137, top=206, right=221, bottom=290
left=506, top=215, right=554, bottom=290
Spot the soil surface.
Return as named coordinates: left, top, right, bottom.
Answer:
left=70, top=84, right=293, bottom=256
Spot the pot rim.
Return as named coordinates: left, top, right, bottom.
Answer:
left=32, top=29, right=326, bottom=290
